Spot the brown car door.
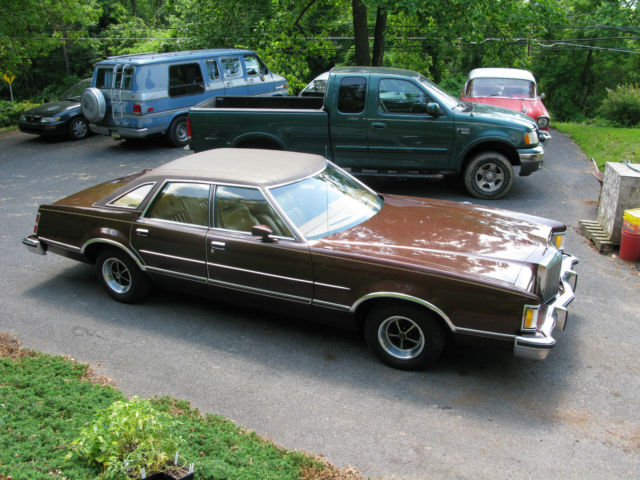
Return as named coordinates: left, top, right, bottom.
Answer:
left=131, top=181, right=211, bottom=282
left=206, top=185, right=314, bottom=310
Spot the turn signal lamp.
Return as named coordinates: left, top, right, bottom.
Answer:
left=522, top=305, right=540, bottom=332
left=551, top=232, right=565, bottom=251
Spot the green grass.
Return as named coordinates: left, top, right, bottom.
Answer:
left=554, top=122, right=640, bottom=170
left=0, top=334, right=362, bottom=480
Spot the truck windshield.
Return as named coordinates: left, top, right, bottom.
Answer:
left=418, top=76, right=463, bottom=110
left=269, top=164, right=383, bottom=240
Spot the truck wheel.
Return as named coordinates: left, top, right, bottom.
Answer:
left=364, top=303, right=446, bottom=370
left=96, top=248, right=151, bottom=303
left=464, top=152, right=513, bottom=199
left=167, top=115, right=189, bottom=147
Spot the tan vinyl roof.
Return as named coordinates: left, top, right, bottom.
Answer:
left=147, top=148, right=327, bottom=187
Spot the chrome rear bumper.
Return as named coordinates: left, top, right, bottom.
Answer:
left=514, top=253, right=579, bottom=360
left=23, top=235, right=46, bottom=255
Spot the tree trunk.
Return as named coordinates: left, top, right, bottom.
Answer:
left=352, top=0, right=370, bottom=66
left=61, top=39, right=70, bottom=76
left=371, top=7, right=387, bottom=66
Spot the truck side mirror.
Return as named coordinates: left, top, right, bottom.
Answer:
left=426, top=103, right=442, bottom=117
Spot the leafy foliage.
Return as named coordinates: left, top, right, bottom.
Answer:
left=0, top=100, right=38, bottom=127
left=597, top=84, right=640, bottom=127
left=71, top=397, right=184, bottom=480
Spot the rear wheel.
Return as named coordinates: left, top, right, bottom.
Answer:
left=167, top=115, right=189, bottom=147
left=463, top=152, right=513, bottom=199
left=96, top=248, right=150, bottom=303
left=364, top=303, right=446, bottom=370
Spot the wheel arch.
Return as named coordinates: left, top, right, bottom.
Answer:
left=462, top=141, right=519, bottom=172
left=82, top=239, right=145, bottom=270
left=234, top=133, right=285, bottom=150
left=351, top=292, right=455, bottom=334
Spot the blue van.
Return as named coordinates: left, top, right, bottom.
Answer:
left=81, top=49, right=288, bottom=146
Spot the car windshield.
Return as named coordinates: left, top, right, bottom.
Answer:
left=61, top=79, right=91, bottom=101
left=467, top=78, right=535, bottom=99
left=269, top=163, right=383, bottom=240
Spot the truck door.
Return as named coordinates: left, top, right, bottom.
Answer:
left=220, top=57, right=248, bottom=95
left=328, top=76, right=369, bottom=168
left=367, top=77, right=454, bottom=169
left=243, top=54, right=272, bottom=96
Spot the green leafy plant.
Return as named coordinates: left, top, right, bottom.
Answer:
left=597, top=84, right=640, bottom=127
left=0, top=100, right=37, bottom=127
left=71, top=397, right=186, bottom=479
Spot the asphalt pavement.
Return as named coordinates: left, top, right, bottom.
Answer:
left=0, top=130, right=638, bottom=479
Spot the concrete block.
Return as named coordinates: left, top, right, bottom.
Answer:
left=597, top=162, right=640, bottom=243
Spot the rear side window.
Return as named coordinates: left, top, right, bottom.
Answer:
left=96, top=66, right=134, bottom=90
left=168, top=63, right=205, bottom=97
left=206, top=60, right=220, bottom=80
left=221, top=57, right=242, bottom=79
left=110, top=183, right=155, bottom=208
left=338, top=76, right=367, bottom=113
left=146, top=182, right=211, bottom=226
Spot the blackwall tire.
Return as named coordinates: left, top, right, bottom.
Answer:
left=463, top=152, right=514, bottom=200
left=68, top=116, right=90, bottom=140
left=96, top=249, right=150, bottom=303
left=364, top=303, right=446, bottom=370
left=167, top=115, right=189, bottom=147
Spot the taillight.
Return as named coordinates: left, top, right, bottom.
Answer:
left=187, top=118, right=192, bottom=138
left=33, top=212, right=40, bottom=234
left=133, top=104, right=142, bottom=114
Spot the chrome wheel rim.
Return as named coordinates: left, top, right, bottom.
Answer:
left=378, top=316, right=425, bottom=360
left=102, top=258, right=132, bottom=294
left=474, top=162, right=505, bottom=193
left=175, top=121, right=188, bottom=143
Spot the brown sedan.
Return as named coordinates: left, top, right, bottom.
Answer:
left=23, top=148, right=578, bottom=369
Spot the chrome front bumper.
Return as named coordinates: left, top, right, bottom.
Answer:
left=23, top=235, right=46, bottom=255
left=514, top=253, right=579, bottom=360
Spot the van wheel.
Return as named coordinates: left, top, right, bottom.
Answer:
left=167, top=116, right=189, bottom=147
left=463, top=152, right=513, bottom=199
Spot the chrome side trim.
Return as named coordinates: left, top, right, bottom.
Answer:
left=314, top=282, right=351, bottom=291
left=138, top=249, right=206, bottom=265
left=146, top=266, right=207, bottom=284
left=39, top=236, right=82, bottom=253
left=207, top=278, right=312, bottom=304
left=350, top=292, right=455, bottom=332
left=81, top=238, right=146, bottom=270
left=313, top=299, right=351, bottom=311
left=455, top=327, right=516, bottom=341
left=208, top=262, right=314, bottom=285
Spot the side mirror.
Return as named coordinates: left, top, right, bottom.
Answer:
left=539, top=92, right=546, bottom=100
left=426, top=102, right=442, bottom=117
left=251, top=224, right=278, bottom=243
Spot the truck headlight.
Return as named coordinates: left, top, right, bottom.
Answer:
left=524, top=130, right=538, bottom=145
left=522, top=305, right=540, bottom=332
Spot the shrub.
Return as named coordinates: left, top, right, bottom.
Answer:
left=70, top=397, right=186, bottom=480
left=597, top=84, right=640, bottom=127
left=0, top=100, right=38, bottom=127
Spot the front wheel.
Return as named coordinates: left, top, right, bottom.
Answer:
left=364, top=303, right=446, bottom=370
left=68, top=116, right=89, bottom=140
left=166, top=115, right=189, bottom=147
left=96, top=249, right=150, bottom=303
left=463, top=152, right=514, bottom=200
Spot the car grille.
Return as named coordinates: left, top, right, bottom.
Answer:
left=538, top=252, right=562, bottom=303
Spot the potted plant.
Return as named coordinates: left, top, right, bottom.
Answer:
left=70, top=397, right=194, bottom=480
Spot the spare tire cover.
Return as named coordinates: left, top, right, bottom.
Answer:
left=81, top=88, right=106, bottom=123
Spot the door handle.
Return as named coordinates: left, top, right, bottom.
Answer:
left=135, top=228, right=149, bottom=237
left=371, top=122, right=386, bottom=129
left=210, top=240, right=225, bottom=252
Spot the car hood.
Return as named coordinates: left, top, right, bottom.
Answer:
left=312, top=195, right=563, bottom=293
left=25, top=100, right=79, bottom=116
left=464, top=97, right=548, bottom=120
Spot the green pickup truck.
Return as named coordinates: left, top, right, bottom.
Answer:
left=188, top=67, right=546, bottom=199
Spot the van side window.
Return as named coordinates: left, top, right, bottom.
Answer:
left=206, top=60, right=220, bottom=81
left=338, top=76, right=367, bottom=114
left=244, top=54, right=267, bottom=77
left=169, top=63, right=205, bottom=97
left=96, top=66, right=133, bottom=89
left=221, top=57, right=242, bottom=79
